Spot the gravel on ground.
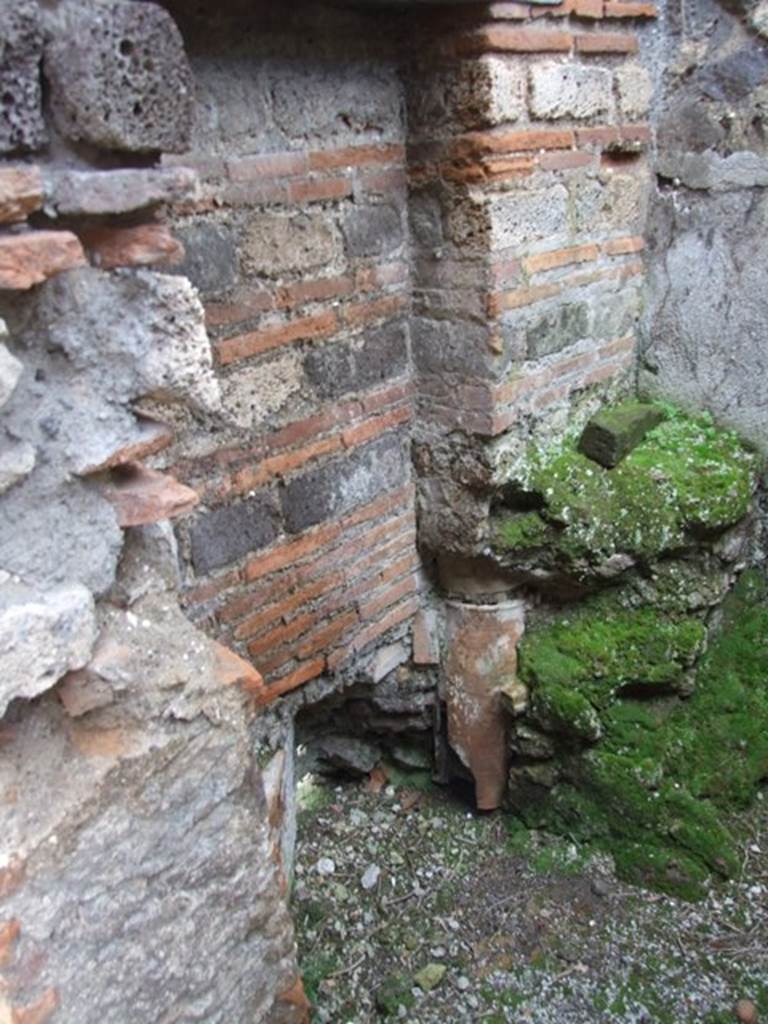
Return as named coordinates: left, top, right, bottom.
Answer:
left=292, top=768, right=768, bottom=1024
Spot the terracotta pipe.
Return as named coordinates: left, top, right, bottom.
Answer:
left=443, top=599, right=525, bottom=811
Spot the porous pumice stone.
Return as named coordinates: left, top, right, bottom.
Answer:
left=44, top=0, right=194, bottom=153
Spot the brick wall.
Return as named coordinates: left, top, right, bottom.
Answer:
left=155, top=6, right=421, bottom=705
left=404, top=1, right=655, bottom=556
left=147, top=1, right=660, bottom=705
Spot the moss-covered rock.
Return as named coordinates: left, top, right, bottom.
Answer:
left=578, top=400, right=665, bottom=468
left=520, top=597, right=706, bottom=718
left=509, top=572, right=768, bottom=900
left=491, top=510, right=553, bottom=553
left=492, top=406, right=760, bottom=575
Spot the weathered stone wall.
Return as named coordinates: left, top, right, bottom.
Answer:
left=0, top=3, right=305, bottom=1021
left=641, top=0, right=768, bottom=449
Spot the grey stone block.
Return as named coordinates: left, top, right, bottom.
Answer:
left=0, top=339, right=22, bottom=408
left=173, top=223, right=239, bottom=296
left=578, top=401, right=665, bottom=468
left=0, top=0, right=46, bottom=153
left=698, top=47, right=768, bottom=102
left=412, top=317, right=500, bottom=380
left=0, top=474, right=123, bottom=595
left=31, top=267, right=221, bottom=413
left=342, top=204, right=404, bottom=258
left=490, top=186, right=569, bottom=250
left=0, top=581, right=96, bottom=717
left=0, top=592, right=299, bottom=1022
left=529, top=63, right=613, bottom=121
left=46, top=167, right=198, bottom=217
left=643, top=189, right=768, bottom=450
left=304, top=321, right=408, bottom=400
left=190, top=493, right=280, bottom=574
left=44, top=0, right=194, bottom=153
left=526, top=303, right=590, bottom=360
left=281, top=432, right=407, bottom=534
left=656, top=149, right=768, bottom=191
left=242, top=211, right=341, bottom=278
left=271, top=62, right=401, bottom=144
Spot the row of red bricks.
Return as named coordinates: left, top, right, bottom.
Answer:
left=484, top=234, right=643, bottom=298
left=454, top=24, right=650, bottom=58
left=183, top=484, right=422, bottom=703
left=410, top=124, right=650, bottom=186
left=213, top=402, right=411, bottom=504
left=241, top=529, right=420, bottom=677
left=420, top=334, right=637, bottom=436
left=450, top=0, right=656, bottom=21
left=170, top=142, right=407, bottom=214
left=490, top=251, right=644, bottom=314
left=213, top=291, right=409, bottom=367
left=206, top=236, right=642, bottom=374
left=173, top=379, right=413, bottom=500
left=205, top=260, right=408, bottom=330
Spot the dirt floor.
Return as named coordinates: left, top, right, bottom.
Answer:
left=292, top=769, right=768, bottom=1024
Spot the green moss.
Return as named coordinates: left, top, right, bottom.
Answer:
left=492, top=510, right=553, bottom=553
left=301, top=951, right=339, bottom=1009
left=665, top=570, right=768, bottom=807
left=493, top=406, right=760, bottom=568
left=375, top=973, right=416, bottom=1017
left=511, top=572, right=768, bottom=899
left=520, top=596, right=706, bottom=716
left=534, top=683, right=603, bottom=742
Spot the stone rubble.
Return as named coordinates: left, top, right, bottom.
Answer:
left=0, top=580, right=96, bottom=716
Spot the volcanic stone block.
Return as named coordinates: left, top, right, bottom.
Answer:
left=529, top=62, right=613, bottom=121
left=526, top=302, right=590, bottom=360
left=0, top=593, right=301, bottom=1022
left=342, top=204, right=404, bottom=258
left=490, top=186, right=569, bottom=249
left=0, top=1, right=46, bottom=153
left=242, top=211, right=341, bottom=278
left=412, top=316, right=500, bottom=380
left=173, top=222, right=239, bottom=296
left=578, top=401, right=665, bottom=468
left=304, top=322, right=408, bottom=401
left=44, top=0, right=194, bottom=153
left=190, top=493, right=280, bottom=574
left=33, top=268, right=221, bottom=413
left=281, top=432, right=407, bottom=534
left=0, top=475, right=124, bottom=595
left=47, top=167, right=198, bottom=216
left=615, top=62, right=653, bottom=120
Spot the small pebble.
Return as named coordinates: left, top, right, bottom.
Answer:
left=456, top=976, right=470, bottom=991
left=591, top=877, right=612, bottom=898
left=735, top=998, right=758, bottom=1024
left=361, top=864, right=381, bottom=890
left=414, top=963, right=447, bottom=992
left=316, top=857, right=336, bottom=876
